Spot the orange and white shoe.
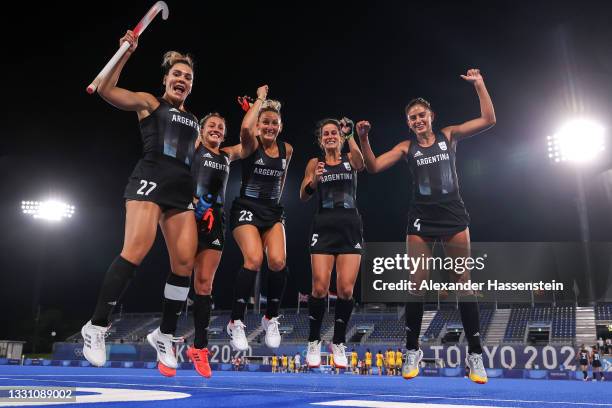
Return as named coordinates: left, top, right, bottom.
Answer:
left=306, top=340, right=321, bottom=368
left=330, top=343, right=348, bottom=369
left=465, top=353, right=488, bottom=384
left=401, top=349, right=423, bottom=379
left=146, top=327, right=183, bottom=377
left=187, top=346, right=212, bottom=378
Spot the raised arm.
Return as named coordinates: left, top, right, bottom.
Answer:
left=300, top=158, right=324, bottom=202
left=442, top=69, right=496, bottom=142
left=356, top=120, right=409, bottom=173
left=97, top=30, right=157, bottom=114
left=347, top=137, right=365, bottom=171
left=340, top=117, right=365, bottom=171
left=239, top=85, right=268, bottom=158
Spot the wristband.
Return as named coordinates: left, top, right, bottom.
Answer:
left=304, top=184, right=316, bottom=195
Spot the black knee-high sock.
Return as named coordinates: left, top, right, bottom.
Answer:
left=231, top=267, right=258, bottom=321
left=91, top=256, right=138, bottom=327
left=404, top=301, right=424, bottom=350
left=160, top=273, right=190, bottom=335
left=583, top=370, right=588, bottom=379
left=459, top=301, right=482, bottom=354
left=333, top=298, right=354, bottom=344
left=308, top=296, right=326, bottom=342
left=193, top=294, right=212, bottom=349
left=266, top=267, right=288, bottom=319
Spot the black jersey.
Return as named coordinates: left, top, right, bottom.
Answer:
left=405, top=132, right=469, bottom=237
left=192, top=145, right=230, bottom=205
left=240, top=139, right=287, bottom=203
left=592, top=351, right=600, bottom=361
left=139, top=97, right=199, bottom=166
left=406, top=132, right=462, bottom=204
left=317, top=154, right=357, bottom=209
left=579, top=350, right=589, bottom=360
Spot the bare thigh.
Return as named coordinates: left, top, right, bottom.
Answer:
left=262, top=223, right=287, bottom=272
left=120, top=200, right=162, bottom=265
left=336, top=254, right=361, bottom=299
left=233, top=224, right=264, bottom=271
left=159, top=209, right=197, bottom=277
left=193, top=248, right=222, bottom=295
left=311, top=254, right=335, bottom=298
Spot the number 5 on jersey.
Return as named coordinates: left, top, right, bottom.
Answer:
left=137, top=180, right=157, bottom=196
left=311, top=234, right=318, bottom=246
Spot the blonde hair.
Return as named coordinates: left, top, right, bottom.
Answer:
left=259, top=99, right=282, bottom=119
left=161, top=51, right=194, bottom=73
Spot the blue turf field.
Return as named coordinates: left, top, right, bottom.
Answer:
left=0, top=366, right=610, bottom=407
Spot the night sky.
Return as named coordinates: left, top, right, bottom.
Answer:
left=1, top=1, right=611, bottom=343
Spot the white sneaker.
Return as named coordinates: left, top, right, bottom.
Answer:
left=402, top=349, right=423, bottom=379
left=331, top=343, right=348, bottom=368
left=465, top=353, right=488, bottom=384
left=227, top=320, right=249, bottom=351
left=81, top=321, right=108, bottom=367
left=261, top=316, right=282, bottom=348
left=306, top=340, right=321, bottom=367
left=146, top=328, right=183, bottom=370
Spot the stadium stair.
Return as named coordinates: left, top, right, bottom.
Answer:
left=420, top=310, right=437, bottom=338
left=575, top=306, right=596, bottom=345
left=486, top=309, right=511, bottom=344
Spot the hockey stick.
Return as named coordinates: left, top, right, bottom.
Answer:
left=86, top=1, right=169, bottom=94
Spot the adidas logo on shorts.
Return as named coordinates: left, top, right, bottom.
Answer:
left=203, top=152, right=213, bottom=158
left=212, top=239, right=221, bottom=246
left=354, top=243, right=362, bottom=249
left=187, top=202, right=195, bottom=210
left=255, top=158, right=265, bottom=165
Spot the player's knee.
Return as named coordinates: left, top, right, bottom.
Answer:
left=243, top=254, right=263, bottom=271
left=312, top=289, right=328, bottom=299
left=407, top=288, right=425, bottom=297
left=267, top=257, right=286, bottom=272
left=311, top=283, right=328, bottom=299
left=337, top=289, right=354, bottom=299
left=456, top=289, right=475, bottom=298
left=120, top=247, right=148, bottom=265
left=121, top=234, right=155, bottom=262
left=194, top=276, right=212, bottom=295
left=171, top=257, right=194, bottom=276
